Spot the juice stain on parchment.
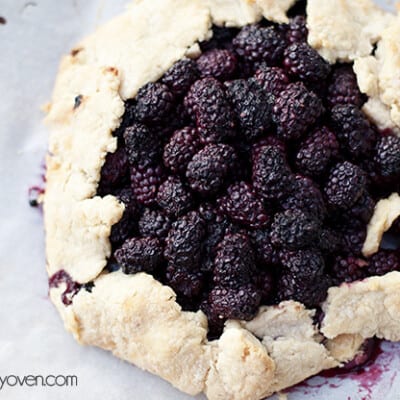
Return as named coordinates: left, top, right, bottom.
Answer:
left=284, top=342, right=399, bottom=400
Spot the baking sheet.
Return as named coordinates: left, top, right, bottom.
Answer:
left=0, top=0, right=399, bottom=399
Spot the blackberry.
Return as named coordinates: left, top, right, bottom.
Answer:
left=278, top=249, right=329, bottom=307
left=252, top=145, right=295, bottom=200
left=114, top=99, right=137, bottom=139
left=138, top=208, right=172, bottom=241
left=163, top=127, right=202, bottom=174
left=186, top=144, right=237, bottom=195
left=331, top=256, right=368, bottom=284
left=283, top=42, right=331, bottom=86
left=318, top=228, right=343, bottom=254
left=342, top=227, right=367, bottom=256
left=164, top=211, right=206, bottom=270
left=271, top=209, right=321, bottom=250
left=252, top=136, right=286, bottom=159
left=273, top=83, right=324, bottom=141
left=233, top=25, right=286, bottom=65
left=184, top=78, right=236, bottom=143
left=374, top=135, right=400, bottom=179
left=255, top=271, right=274, bottom=303
left=295, top=127, right=339, bottom=178
left=166, top=265, right=204, bottom=299
left=157, top=176, right=193, bottom=217
left=49, top=270, right=81, bottom=306
left=345, top=192, right=375, bottom=223
left=208, top=284, right=261, bottom=321
left=249, top=228, right=280, bottom=266
left=130, top=163, right=164, bottom=206
left=367, top=250, right=400, bottom=276
left=331, top=104, right=376, bottom=158
left=281, top=175, right=327, bottom=222
left=200, top=26, right=239, bottom=52
left=123, top=123, right=160, bottom=166
left=324, top=162, right=367, bottom=209
left=225, top=78, right=273, bottom=142
left=134, top=82, right=175, bottom=124
left=213, top=233, right=256, bottom=289
left=110, top=187, right=138, bottom=246
left=162, top=59, right=199, bottom=97
left=327, top=65, right=364, bottom=108
left=286, top=15, right=308, bottom=44
left=218, top=181, right=269, bottom=229
left=199, top=203, right=235, bottom=272
left=98, top=146, right=129, bottom=193
left=114, top=237, right=163, bottom=274
left=197, top=49, right=237, bottom=81
left=253, top=65, right=290, bottom=96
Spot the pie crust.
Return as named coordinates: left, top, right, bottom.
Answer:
left=43, top=1, right=400, bottom=399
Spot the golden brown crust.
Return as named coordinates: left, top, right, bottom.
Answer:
left=44, top=1, right=400, bottom=399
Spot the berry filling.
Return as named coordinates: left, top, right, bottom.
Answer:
left=94, top=7, right=400, bottom=343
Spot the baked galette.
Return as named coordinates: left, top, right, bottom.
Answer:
left=43, top=1, right=400, bottom=399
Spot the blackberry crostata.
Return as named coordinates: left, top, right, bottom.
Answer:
left=43, top=1, right=400, bottom=399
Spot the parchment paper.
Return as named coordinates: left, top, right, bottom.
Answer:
left=0, top=1, right=399, bottom=399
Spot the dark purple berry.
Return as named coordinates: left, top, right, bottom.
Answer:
left=200, top=26, right=239, bottom=52
left=197, top=49, right=237, bottom=80
left=138, top=208, right=172, bottom=240
left=186, top=144, right=237, bottom=195
left=331, top=104, right=376, bottom=158
left=295, top=127, right=339, bottom=177
left=166, top=265, right=204, bottom=299
left=110, top=187, right=138, bottom=246
left=124, top=123, right=160, bottom=166
left=283, top=42, right=331, bottom=86
left=114, top=237, right=163, bottom=274
left=318, top=228, right=343, bottom=254
left=208, top=284, right=261, bottom=321
left=157, top=176, right=193, bottom=217
left=367, top=250, right=400, bottom=276
left=249, top=228, right=280, bottom=266
left=253, top=65, right=289, bottom=96
left=374, top=135, right=400, bottom=179
left=130, top=163, right=164, bottom=206
left=282, top=175, right=327, bottom=222
left=98, top=146, right=129, bottom=192
left=271, top=209, right=321, bottom=250
left=233, top=25, right=286, bottom=65
left=199, top=203, right=235, bottom=272
left=345, top=192, right=375, bottom=223
left=327, top=65, right=364, bottom=108
left=255, top=271, right=274, bottom=303
left=184, top=78, right=236, bottom=143
left=213, top=233, right=256, bottom=288
left=331, top=256, right=368, bottom=284
left=163, top=127, right=202, bottom=174
left=225, top=78, right=273, bottom=142
left=273, top=83, right=324, bottom=141
left=286, top=15, right=308, bottom=44
left=114, top=100, right=137, bottom=138
left=135, top=82, right=174, bottom=124
left=164, top=211, right=206, bottom=270
left=324, top=162, right=367, bottom=209
left=218, top=181, right=269, bottom=229
left=252, top=145, right=295, bottom=200
left=162, top=59, right=199, bottom=96
left=278, top=249, right=329, bottom=307
left=342, top=227, right=367, bottom=256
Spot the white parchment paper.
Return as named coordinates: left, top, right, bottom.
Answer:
left=0, top=1, right=399, bottom=399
